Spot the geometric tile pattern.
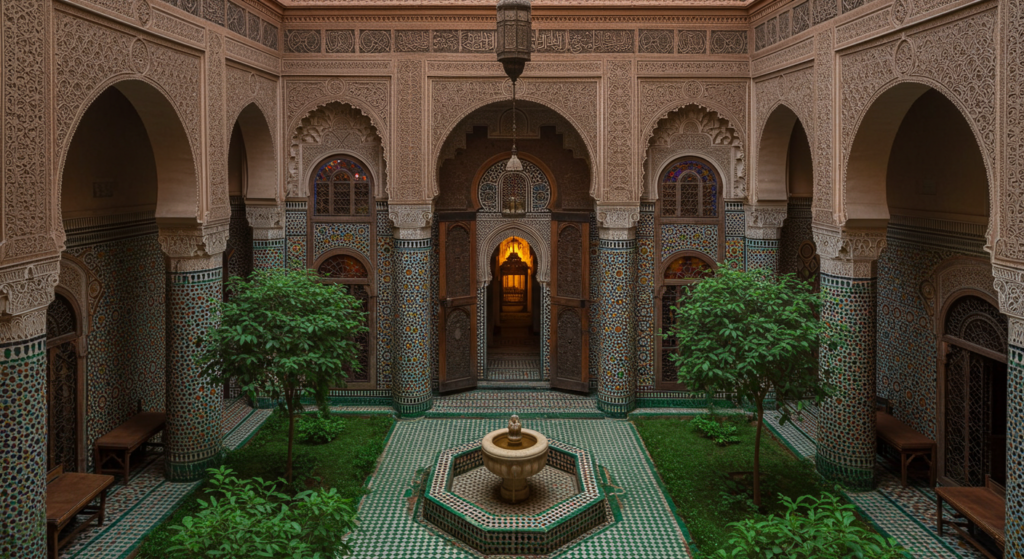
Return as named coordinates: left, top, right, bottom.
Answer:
left=285, top=201, right=307, bottom=268
left=68, top=232, right=167, bottom=470
left=351, top=419, right=692, bottom=558
left=252, top=238, right=285, bottom=270
left=636, top=205, right=656, bottom=392
left=312, top=222, right=372, bottom=261
left=56, top=398, right=270, bottom=559
left=485, top=352, right=542, bottom=381
left=598, top=239, right=637, bottom=417
left=449, top=466, right=580, bottom=517
left=393, top=238, right=433, bottom=417
left=744, top=238, right=779, bottom=271
left=765, top=401, right=990, bottom=559
left=660, top=224, right=718, bottom=262
left=725, top=201, right=746, bottom=271
left=778, top=198, right=812, bottom=276
left=376, top=202, right=395, bottom=389
left=164, top=266, right=225, bottom=481
left=816, top=273, right=878, bottom=490
left=0, top=336, right=48, bottom=559
left=589, top=214, right=602, bottom=391
left=425, top=390, right=603, bottom=418
left=1008, top=344, right=1024, bottom=558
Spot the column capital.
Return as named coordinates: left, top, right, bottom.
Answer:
left=812, top=225, right=887, bottom=278
left=158, top=223, right=230, bottom=272
left=245, top=203, right=286, bottom=240
left=596, top=204, right=640, bottom=240
left=992, top=264, right=1024, bottom=320
left=744, top=203, right=788, bottom=240
left=0, top=259, right=59, bottom=342
left=389, top=203, right=433, bottom=240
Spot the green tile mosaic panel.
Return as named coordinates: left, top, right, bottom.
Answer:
left=816, top=274, right=877, bottom=491
left=353, top=419, right=692, bottom=558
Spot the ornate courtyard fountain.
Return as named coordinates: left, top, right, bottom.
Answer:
left=481, top=415, right=548, bottom=503
left=421, top=416, right=611, bottom=556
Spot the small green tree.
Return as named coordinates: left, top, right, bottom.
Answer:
left=665, top=268, right=844, bottom=508
left=196, top=267, right=367, bottom=482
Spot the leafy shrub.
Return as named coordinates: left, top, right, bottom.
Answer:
left=714, top=493, right=905, bottom=559
left=167, top=466, right=357, bottom=559
left=692, top=414, right=740, bottom=446
left=299, top=413, right=346, bottom=444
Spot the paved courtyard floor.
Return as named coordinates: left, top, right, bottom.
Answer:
left=350, top=418, right=692, bottom=559
left=59, top=392, right=995, bottom=559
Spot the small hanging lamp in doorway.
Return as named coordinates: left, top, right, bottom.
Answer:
left=500, top=238, right=530, bottom=312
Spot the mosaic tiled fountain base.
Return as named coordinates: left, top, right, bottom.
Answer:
left=421, top=438, right=612, bottom=557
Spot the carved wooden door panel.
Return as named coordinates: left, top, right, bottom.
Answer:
left=550, top=219, right=590, bottom=393
left=439, top=221, right=478, bottom=392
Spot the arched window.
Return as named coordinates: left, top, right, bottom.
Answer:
left=313, top=157, right=373, bottom=217
left=316, top=252, right=373, bottom=386
left=656, top=253, right=716, bottom=390
left=660, top=158, right=719, bottom=218
left=940, top=295, right=1008, bottom=488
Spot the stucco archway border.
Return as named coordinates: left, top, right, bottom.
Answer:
left=430, top=78, right=599, bottom=201
left=288, top=93, right=391, bottom=186
left=477, top=222, right=550, bottom=285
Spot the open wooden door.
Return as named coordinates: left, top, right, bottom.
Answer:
left=549, top=217, right=590, bottom=392
left=439, top=220, right=478, bottom=392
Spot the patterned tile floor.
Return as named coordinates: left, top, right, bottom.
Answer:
left=485, top=352, right=543, bottom=381
left=425, top=390, right=605, bottom=418
left=764, top=402, right=992, bottom=559
left=352, top=419, right=692, bottom=558
left=62, top=398, right=272, bottom=559
left=450, top=466, right=579, bottom=516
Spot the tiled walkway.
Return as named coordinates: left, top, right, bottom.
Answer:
left=423, top=389, right=605, bottom=418
left=62, top=398, right=272, bottom=559
left=352, top=419, right=692, bottom=559
left=764, top=403, right=990, bottom=559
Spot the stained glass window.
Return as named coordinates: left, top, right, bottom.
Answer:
left=660, top=158, right=719, bottom=218
left=318, top=254, right=368, bottom=279
left=313, top=158, right=372, bottom=216
left=663, top=255, right=714, bottom=280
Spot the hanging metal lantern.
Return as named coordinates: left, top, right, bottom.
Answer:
left=496, top=0, right=532, bottom=83
left=500, top=244, right=530, bottom=312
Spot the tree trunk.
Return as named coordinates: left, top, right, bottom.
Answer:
left=286, top=392, right=296, bottom=484
left=753, top=398, right=764, bottom=509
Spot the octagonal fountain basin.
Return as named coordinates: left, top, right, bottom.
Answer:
left=481, top=426, right=548, bottom=503
left=421, top=419, right=611, bottom=557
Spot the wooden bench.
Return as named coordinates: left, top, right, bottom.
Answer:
left=936, top=475, right=1006, bottom=559
left=46, top=466, right=115, bottom=559
left=94, top=411, right=166, bottom=485
left=875, top=411, right=936, bottom=487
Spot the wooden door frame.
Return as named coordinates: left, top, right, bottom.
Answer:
left=439, top=219, right=479, bottom=392
left=550, top=217, right=590, bottom=393
left=48, top=288, right=87, bottom=473
left=935, top=290, right=1007, bottom=487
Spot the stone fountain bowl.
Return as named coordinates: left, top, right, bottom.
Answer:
left=481, top=427, right=548, bottom=502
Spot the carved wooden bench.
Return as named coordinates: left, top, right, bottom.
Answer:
left=936, top=475, right=1005, bottom=559
left=94, top=411, right=166, bottom=485
left=46, top=465, right=115, bottom=559
left=875, top=411, right=935, bottom=487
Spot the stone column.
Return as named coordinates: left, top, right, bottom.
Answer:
left=159, top=225, right=229, bottom=481
left=596, top=206, right=639, bottom=418
left=744, top=204, right=788, bottom=272
left=0, top=261, right=59, bottom=559
left=246, top=204, right=286, bottom=270
left=993, top=265, right=1024, bottom=555
left=389, top=205, right=433, bottom=417
left=811, top=226, right=886, bottom=490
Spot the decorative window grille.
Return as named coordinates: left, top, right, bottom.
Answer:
left=313, top=158, right=373, bottom=217
left=659, top=158, right=719, bottom=218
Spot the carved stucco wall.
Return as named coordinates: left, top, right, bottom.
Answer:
left=287, top=102, right=386, bottom=199
left=839, top=6, right=998, bottom=228
left=644, top=105, right=745, bottom=201
left=752, top=66, right=815, bottom=202
left=55, top=5, right=205, bottom=224
left=638, top=79, right=749, bottom=200
left=226, top=65, right=280, bottom=193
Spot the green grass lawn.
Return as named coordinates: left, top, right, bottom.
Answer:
left=136, top=412, right=394, bottom=558
left=633, top=414, right=840, bottom=556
